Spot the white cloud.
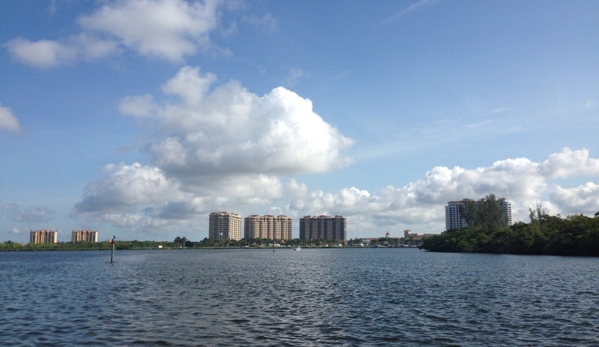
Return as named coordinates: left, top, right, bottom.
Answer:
left=0, top=203, right=56, bottom=223
left=279, top=151, right=598, bottom=236
left=538, top=147, right=599, bottom=178
left=161, top=66, right=217, bottom=106
left=284, top=67, right=309, bottom=86
left=243, top=12, right=277, bottom=31
left=4, top=34, right=121, bottom=68
left=71, top=163, right=188, bottom=227
left=75, top=68, right=599, bottom=237
left=78, top=0, right=221, bottom=62
left=75, top=66, right=354, bottom=231
left=120, top=66, right=354, bottom=180
left=286, top=159, right=541, bottom=230
left=378, top=0, right=439, bottom=27
left=548, top=182, right=599, bottom=215
left=119, top=94, right=156, bottom=117
left=72, top=33, right=121, bottom=60
left=13, top=207, right=56, bottom=223
left=5, top=38, right=78, bottom=68
left=0, top=203, right=19, bottom=218
left=10, top=228, right=25, bottom=235
left=74, top=162, right=185, bottom=211
left=5, top=0, right=225, bottom=67
left=0, top=104, right=21, bottom=133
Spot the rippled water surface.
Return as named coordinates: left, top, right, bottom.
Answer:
left=1, top=249, right=598, bottom=346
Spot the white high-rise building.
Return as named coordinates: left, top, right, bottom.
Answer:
left=445, top=201, right=467, bottom=231
left=209, top=212, right=242, bottom=241
left=445, top=199, right=512, bottom=231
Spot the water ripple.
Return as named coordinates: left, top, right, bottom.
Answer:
left=1, top=250, right=599, bottom=346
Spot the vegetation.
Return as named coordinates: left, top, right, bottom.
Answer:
left=0, top=236, right=349, bottom=251
left=0, top=239, right=181, bottom=252
left=190, top=237, right=345, bottom=248
left=422, top=198, right=599, bottom=256
left=347, top=237, right=405, bottom=247
left=460, top=194, right=508, bottom=231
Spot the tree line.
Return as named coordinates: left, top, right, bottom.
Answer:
left=421, top=194, right=599, bottom=256
left=0, top=237, right=347, bottom=251
left=0, top=239, right=179, bottom=252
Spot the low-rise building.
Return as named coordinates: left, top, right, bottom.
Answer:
left=404, top=230, right=436, bottom=246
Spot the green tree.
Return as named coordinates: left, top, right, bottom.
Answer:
left=459, top=194, right=507, bottom=232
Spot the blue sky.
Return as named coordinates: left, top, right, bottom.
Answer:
left=1, top=0, right=599, bottom=243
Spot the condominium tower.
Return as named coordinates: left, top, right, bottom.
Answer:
left=445, top=199, right=512, bottom=231
left=209, top=211, right=242, bottom=241
left=244, top=215, right=292, bottom=240
left=29, top=230, right=58, bottom=244
left=71, top=230, right=99, bottom=243
left=299, top=215, right=347, bottom=244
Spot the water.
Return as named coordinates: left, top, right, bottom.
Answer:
left=1, top=249, right=598, bottom=346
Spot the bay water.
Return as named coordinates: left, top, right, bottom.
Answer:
left=1, top=248, right=598, bottom=346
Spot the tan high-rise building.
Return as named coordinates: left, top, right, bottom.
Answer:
left=71, top=230, right=99, bottom=243
left=244, top=215, right=292, bottom=240
left=209, top=211, right=242, bottom=241
left=29, top=230, right=58, bottom=244
left=299, top=215, right=347, bottom=244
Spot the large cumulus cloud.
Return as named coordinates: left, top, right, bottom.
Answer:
left=72, top=67, right=354, bottom=232
left=71, top=163, right=191, bottom=229
left=281, top=148, right=599, bottom=236
left=72, top=66, right=599, bottom=238
left=120, top=66, right=355, bottom=180
left=538, top=148, right=599, bottom=178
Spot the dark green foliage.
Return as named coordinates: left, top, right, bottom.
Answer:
left=422, top=209, right=599, bottom=256
left=459, top=194, right=507, bottom=231
left=1, top=239, right=180, bottom=251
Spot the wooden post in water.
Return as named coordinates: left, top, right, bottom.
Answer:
left=110, top=236, right=116, bottom=263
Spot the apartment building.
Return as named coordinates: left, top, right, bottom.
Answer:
left=299, top=215, right=347, bottom=244
left=445, top=199, right=512, bottom=231
left=209, top=211, right=242, bottom=241
left=445, top=201, right=467, bottom=231
left=71, top=230, right=99, bottom=243
left=244, top=214, right=292, bottom=240
left=29, top=230, right=58, bottom=244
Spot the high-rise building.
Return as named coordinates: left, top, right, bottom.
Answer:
left=299, top=215, right=347, bottom=244
left=244, top=215, right=292, bottom=240
left=71, top=230, right=99, bottom=243
left=29, top=230, right=58, bottom=244
left=445, top=201, right=466, bottom=231
left=209, top=211, right=242, bottom=241
left=445, top=199, right=512, bottom=231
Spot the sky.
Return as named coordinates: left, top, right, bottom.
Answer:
left=1, top=0, right=599, bottom=243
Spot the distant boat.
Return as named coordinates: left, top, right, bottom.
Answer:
left=294, top=246, right=301, bottom=251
